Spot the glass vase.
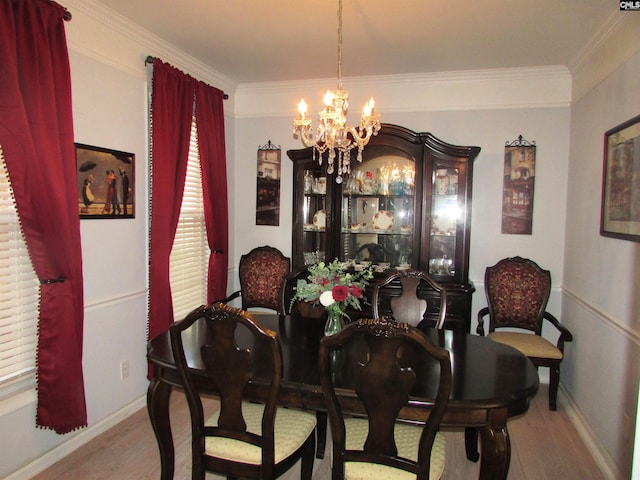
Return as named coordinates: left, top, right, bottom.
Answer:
left=324, top=308, right=345, bottom=336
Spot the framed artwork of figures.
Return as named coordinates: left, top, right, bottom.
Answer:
left=601, top=114, right=640, bottom=242
left=75, top=143, right=134, bottom=219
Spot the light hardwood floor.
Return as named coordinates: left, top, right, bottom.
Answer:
left=30, top=384, right=605, bottom=479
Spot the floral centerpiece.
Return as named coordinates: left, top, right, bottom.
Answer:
left=291, top=259, right=373, bottom=335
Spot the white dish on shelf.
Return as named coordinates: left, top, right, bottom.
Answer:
left=372, top=210, right=394, bottom=231
left=313, top=209, right=326, bottom=231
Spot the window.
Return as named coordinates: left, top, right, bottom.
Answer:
left=0, top=147, right=40, bottom=398
left=169, top=118, right=210, bottom=319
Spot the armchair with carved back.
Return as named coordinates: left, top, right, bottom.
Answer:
left=224, top=245, right=293, bottom=316
left=477, top=256, right=573, bottom=410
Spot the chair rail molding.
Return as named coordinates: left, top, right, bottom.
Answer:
left=562, top=286, right=640, bottom=347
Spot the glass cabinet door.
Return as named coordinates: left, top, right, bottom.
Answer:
left=301, top=169, right=328, bottom=265
left=428, top=164, right=461, bottom=278
left=340, top=156, right=416, bottom=273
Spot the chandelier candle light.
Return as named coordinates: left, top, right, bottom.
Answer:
left=293, top=0, right=381, bottom=183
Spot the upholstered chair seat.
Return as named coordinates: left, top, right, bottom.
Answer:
left=343, top=417, right=446, bottom=480
left=206, top=402, right=317, bottom=464
left=488, top=331, right=563, bottom=360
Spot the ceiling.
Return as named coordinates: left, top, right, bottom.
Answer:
left=96, top=0, right=615, bottom=85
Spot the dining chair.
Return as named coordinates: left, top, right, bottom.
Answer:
left=224, top=248, right=325, bottom=459
left=223, top=245, right=292, bottom=316
left=319, top=317, right=452, bottom=480
left=170, top=302, right=317, bottom=479
left=371, top=269, right=448, bottom=329
left=477, top=256, right=573, bottom=410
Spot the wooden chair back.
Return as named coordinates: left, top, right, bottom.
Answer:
left=319, top=317, right=452, bottom=480
left=170, top=302, right=283, bottom=478
left=372, top=270, right=447, bottom=329
left=484, top=256, right=551, bottom=335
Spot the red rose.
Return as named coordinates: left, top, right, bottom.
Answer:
left=332, top=285, right=349, bottom=302
left=349, top=285, right=363, bottom=298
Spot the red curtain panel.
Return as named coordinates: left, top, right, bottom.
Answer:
left=148, top=61, right=194, bottom=345
left=148, top=61, right=229, bottom=352
left=195, top=82, right=229, bottom=304
left=0, top=0, right=86, bottom=433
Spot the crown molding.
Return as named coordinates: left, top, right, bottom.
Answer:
left=62, top=0, right=236, bottom=95
left=235, top=66, right=572, bottom=119
left=569, top=10, right=640, bottom=103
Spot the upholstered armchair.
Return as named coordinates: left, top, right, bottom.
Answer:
left=224, top=245, right=291, bottom=316
left=477, top=256, right=573, bottom=410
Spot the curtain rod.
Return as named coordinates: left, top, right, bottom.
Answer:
left=145, top=56, right=229, bottom=99
left=63, top=9, right=72, bottom=21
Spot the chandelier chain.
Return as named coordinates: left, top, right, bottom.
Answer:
left=337, top=0, right=343, bottom=88
left=292, top=0, right=381, bottom=179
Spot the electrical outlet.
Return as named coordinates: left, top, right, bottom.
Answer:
left=120, top=360, right=130, bottom=380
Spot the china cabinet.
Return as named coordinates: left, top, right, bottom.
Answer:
left=287, top=124, right=480, bottom=332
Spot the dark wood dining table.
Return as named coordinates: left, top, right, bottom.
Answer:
left=147, top=311, right=539, bottom=480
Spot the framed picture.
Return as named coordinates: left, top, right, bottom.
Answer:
left=75, top=143, right=134, bottom=219
left=256, top=140, right=281, bottom=226
left=601, top=114, right=640, bottom=242
left=501, top=136, right=536, bottom=234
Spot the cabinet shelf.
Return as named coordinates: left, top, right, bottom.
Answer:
left=343, top=230, right=414, bottom=236
left=343, top=193, right=415, bottom=199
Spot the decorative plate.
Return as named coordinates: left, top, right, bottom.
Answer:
left=372, top=210, right=394, bottom=231
left=313, top=209, right=326, bottom=231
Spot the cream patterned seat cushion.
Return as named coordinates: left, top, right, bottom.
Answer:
left=205, top=402, right=316, bottom=464
left=342, top=417, right=446, bottom=480
left=489, top=331, right=562, bottom=359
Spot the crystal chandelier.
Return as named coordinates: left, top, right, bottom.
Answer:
left=293, top=0, right=381, bottom=182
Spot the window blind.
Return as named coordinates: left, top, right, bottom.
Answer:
left=169, top=118, right=210, bottom=320
left=0, top=147, right=40, bottom=397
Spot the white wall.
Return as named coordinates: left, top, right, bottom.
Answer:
left=562, top=14, right=640, bottom=479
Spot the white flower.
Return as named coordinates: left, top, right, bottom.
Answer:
left=319, top=290, right=335, bottom=307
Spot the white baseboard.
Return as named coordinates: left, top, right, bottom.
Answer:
left=561, top=385, right=623, bottom=480
left=6, top=395, right=146, bottom=480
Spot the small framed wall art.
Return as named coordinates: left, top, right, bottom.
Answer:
left=501, top=135, right=536, bottom=234
left=75, top=143, right=134, bottom=219
left=600, top=114, right=640, bottom=242
left=255, top=140, right=281, bottom=226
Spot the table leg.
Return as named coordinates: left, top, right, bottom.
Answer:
left=478, top=410, right=511, bottom=480
left=147, top=377, right=174, bottom=480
